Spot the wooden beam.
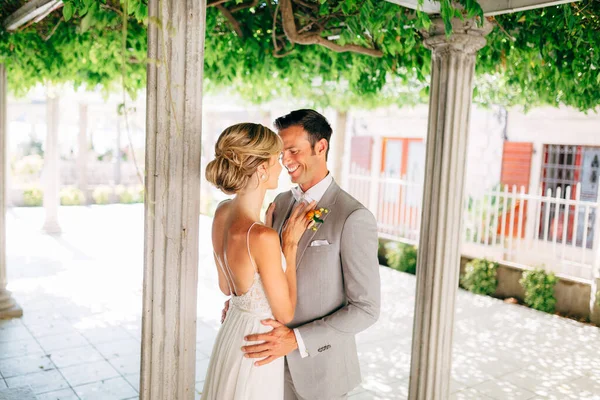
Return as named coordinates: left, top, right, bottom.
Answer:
left=480, top=0, right=580, bottom=16
left=386, top=0, right=580, bottom=16
left=4, top=0, right=63, bottom=31
left=388, top=0, right=440, bottom=13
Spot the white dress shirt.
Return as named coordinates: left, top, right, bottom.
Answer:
left=291, top=173, right=333, bottom=358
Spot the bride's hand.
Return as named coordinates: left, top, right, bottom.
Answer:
left=265, top=202, right=276, bottom=228
left=282, top=200, right=316, bottom=248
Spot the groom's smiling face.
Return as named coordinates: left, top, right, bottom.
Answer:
left=279, top=125, right=328, bottom=191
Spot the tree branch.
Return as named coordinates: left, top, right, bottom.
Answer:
left=127, top=56, right=145, bottom=64
left=216, top=5, right=244, bottom=38
left=273, top=46, right=296, bottom=58
left=272, top=3, right=281, bottom=51
left=230, top=0, right=259, bottom=13
left=293, top=0, right=319, bottom=10
left=100, top=4, right=123, bottom=15
left=489, top=16, right=515, bottom=42
left=207, top=0, right=231, bottom=8
left=279, top=0, right=383, bottom=57
left=42, top=18, right=62, bottom=41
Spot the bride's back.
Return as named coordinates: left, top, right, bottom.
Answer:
left=212, top=201, right=259, bottom=297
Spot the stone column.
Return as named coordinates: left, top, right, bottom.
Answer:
left=77, top=103, right=88, bottom=203
left=409, top=18, right=491, bottom=399
left=115, top=118, right=121, bottom=185
left=140, top=0, right=206, bottom=399
left=0, top=64, right=23, bottom=319
left=590, top=189, right=600, bottom=324
left=332, top=110, right=347, bottom=183
left=369, top=135, right=383, bottom=216
left=591, top=277, right=600, bottom=325
left=42, top=93, right=61, bottom=234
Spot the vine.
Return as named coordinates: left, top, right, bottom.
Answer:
left=0, top=1, right=598, bottom=112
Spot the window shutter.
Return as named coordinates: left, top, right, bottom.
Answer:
left=500, top=142, right=533, bottom=192
left=350, top=136, right=373, bottom=172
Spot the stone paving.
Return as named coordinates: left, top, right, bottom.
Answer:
left=2, top=204, right=600, bottom=400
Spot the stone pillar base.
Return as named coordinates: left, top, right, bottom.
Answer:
left=0, top=289, right=23, bottom=319
left=591, top=278, right=600, bottom=325
left=42, top=220, right=62, bottom=235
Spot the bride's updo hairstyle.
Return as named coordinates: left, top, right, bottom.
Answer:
left=206, top=123, right=282, bottom=194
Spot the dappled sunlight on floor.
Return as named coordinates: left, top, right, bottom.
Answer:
left=3, top=205, right=600, bottom=399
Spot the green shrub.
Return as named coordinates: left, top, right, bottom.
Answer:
left=461, top=259, right=498, bottom=295
left=135, top=184, right=144, bottom=203
left=519, top=268, right=557, bottom=313
left=60, top=187, right=85, bottom=206
left=22, top=185, right=43, bottom=207
left=377, top=240, right=388, bottom=266
left=14, top=154, right=44, bottom=177
left=92, top=185, right=112, bottom=205
left=115, top=185, right=140, bottom=204
left=385, top=242, right=417, bottom=275
left=115, top=185, right=143, bottom=204
left=115, top=185, right=134, bottom=203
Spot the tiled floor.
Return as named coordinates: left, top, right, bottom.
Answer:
left=3, top=205, right=600, bottom=399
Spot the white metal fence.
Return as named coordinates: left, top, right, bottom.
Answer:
left=348, top=164, right=600, bottom=281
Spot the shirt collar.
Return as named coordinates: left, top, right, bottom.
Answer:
left=297, top=173, right=333, bottom=203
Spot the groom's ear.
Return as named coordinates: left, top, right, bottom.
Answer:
left=315, top=138, right=328, bottom=157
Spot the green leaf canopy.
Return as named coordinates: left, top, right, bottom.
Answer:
left=0, top=0, right=598, bottom=111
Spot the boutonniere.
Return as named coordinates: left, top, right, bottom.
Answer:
left=306, top=207, right=329, bottom=231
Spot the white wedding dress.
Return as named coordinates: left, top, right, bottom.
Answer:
left=201, top=222, right=285, bottom=400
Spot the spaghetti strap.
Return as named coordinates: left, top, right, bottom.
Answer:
left=247, top=222, right=260, bottom=273
left=213, top=250, right=235, bottom=295
left=215, top=221, right=261, bottom=297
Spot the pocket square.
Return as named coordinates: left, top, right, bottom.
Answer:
left=310, top=239, right=330, bottom=247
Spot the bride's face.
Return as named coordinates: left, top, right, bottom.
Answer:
left=266, top=155, right=282, bottom=189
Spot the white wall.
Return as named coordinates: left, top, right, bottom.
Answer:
left=349, top=104, right=505, bottom=198
left=504, top=106, right=600, bottom=195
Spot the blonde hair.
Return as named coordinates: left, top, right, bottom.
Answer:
left=205, top=123, right=282, bottom=194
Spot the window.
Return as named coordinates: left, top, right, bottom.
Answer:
left=541, top=145, right=580, bottom=198
left=539, top=144, right=599, bottom=248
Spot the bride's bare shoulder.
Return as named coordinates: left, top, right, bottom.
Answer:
left=213, top=199, right=232, bottom=219
left=249, top=224, right=279, bottom=249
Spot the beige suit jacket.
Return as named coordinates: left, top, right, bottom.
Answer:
left=273, top=180, right=381, bottom=399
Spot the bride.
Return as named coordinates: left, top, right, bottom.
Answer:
left=201, top=123, right=315, bottom=399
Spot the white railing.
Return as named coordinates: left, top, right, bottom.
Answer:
left=348, top=164, right=600, bottom=281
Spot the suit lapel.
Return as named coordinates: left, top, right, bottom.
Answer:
left=295, top=182, right=340, bottom=268
left=276, top=192, right=295, bottom=236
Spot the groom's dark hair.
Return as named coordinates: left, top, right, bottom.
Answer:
left=274, top=109, right=333, bottom=160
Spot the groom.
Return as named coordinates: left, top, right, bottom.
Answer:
left=242, top=109, right=381, bottom=399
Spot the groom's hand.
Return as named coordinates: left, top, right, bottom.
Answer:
left=242, top=319, right=298, bottom=366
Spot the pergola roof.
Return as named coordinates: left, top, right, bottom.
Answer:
left=3, top=0, right=61, bottom=31
left=3, top=0, right=583, bottom=31
left=386, top=0, right=578, bottom=15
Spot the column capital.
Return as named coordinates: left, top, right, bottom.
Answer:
left=422, top=17, right=493, bottom=54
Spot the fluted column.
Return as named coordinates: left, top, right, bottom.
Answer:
left=42, top=92, right=61, bottom=234
left=140, top=0, right=206, bottom=399
left=77, top=103, right=89, bottom=203
left=0, top=64, right=23, bottom=319
left=590, top=190, right=600, bottom=324
left=332, top=110, right=347, bottom=183
left=409, top=18, right=491, bottom=399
